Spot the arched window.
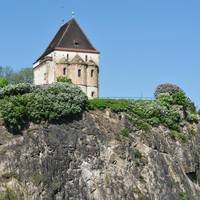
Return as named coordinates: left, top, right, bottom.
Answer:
left=63, top=68, right=66, bottom=75
left=91, top=91, right=95, bottom=97
left=78, top=69, right=81, bottom=77
left=85, top=55, right=88, bottom=61
left=91, top=69, right=94, bottom=77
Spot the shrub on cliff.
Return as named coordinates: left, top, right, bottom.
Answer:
left=27, top=83, right=88, bottom=122
left=154, top=83, right=182, bottom=98
left=0, top=95, right=28, bottom=133
left=0, top=83, right=35, bottom=98
left=157, top=91, right=196, bottom=112
left=127, top=100, right=181, bottom=131
left=86, top=99, right=129, bottom=112
left=0, top=83, right=87, bottom=132
left=88, top=90, right=197, bottom=132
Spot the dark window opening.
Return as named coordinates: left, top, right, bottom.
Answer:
left=91, top=91, right=95, bottom=97
left=85, top=55, right=88, bottom=61
left=91, top=70, right=94, bottom=77
left=67, top=54, right=69, bottom=60
left=63, top=68, right=66, bottom=75
left=74, top=40, right=79, bottom=48
left=78, top=69, right=81, bottom=77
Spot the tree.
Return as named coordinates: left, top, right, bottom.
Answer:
left=0, top=77, right=8, bottom=88
left=0, top=66, right=33, bottom=84
left=12, top=68, right=33, bottom=84
left=0, top=66, right=14, bottom=81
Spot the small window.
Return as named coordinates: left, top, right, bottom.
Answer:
left=85, top=55, right=88, bottom=61
left=74, top=40, right=79, bottom=48
left=67, top=54, right=69, bottom=60
left=91, top=91, right=95, bottom=97
left=44, top=72, right=47, bottom=80
left=91, top=69, right=94, bottom=77
left=63, top=68, right=66, bottom=75
left=78, top=69, right=81, bottom=77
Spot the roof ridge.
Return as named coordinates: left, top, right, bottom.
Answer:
left=74, top=19, right=97, bottom=51
left=35, top=18, right=99, bottom=63
left=57, top=19, right=73, bottom=47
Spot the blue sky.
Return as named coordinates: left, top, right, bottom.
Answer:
left=1, top=0, right=200, bottom=107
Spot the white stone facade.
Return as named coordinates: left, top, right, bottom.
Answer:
left=33, top=50, right=100, bottom=99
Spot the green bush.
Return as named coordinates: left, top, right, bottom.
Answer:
left=0, top=77, right=8, bottom=88
left=0, top=83, right=87, bottom=132
left=57, top=76, right=72, bottom=83
left=0, top=81, right=197, bottom=134
left=186, top=112, right=199, bottom=124
left=0, top=95, right=28, bottom=133
left=27, top=83, right=87, bottom=122
left=88, top=91, right=197, bottom=132
left=0, top=83, right=35, bottom=99
left=172, top=91, right=196, bottom=111
left=127, top=100, right=181, bottom=131
left=87, top=99, right=129, bottom=112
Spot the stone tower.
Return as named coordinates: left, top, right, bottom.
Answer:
left=33, top=18, right=100, bottom=99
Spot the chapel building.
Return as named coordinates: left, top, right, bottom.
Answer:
left=33, top=18, right=100, bottom=99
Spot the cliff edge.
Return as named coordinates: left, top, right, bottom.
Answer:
left=0, top=110, right=200, bottom=200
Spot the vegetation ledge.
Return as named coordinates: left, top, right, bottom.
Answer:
left=0, top=82, right=200, bottom=200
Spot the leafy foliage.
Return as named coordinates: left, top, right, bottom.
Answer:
left=57, top=76, right=72, bottom=83
left=154, top=83, right=183, bottom=98
left=27, top=83, right=87, bottom=122
left=88, top=91, right=198, bottom=132
left=86, top=99, right=129, bottom=112
left=0, top=66, right=14, bottom=81
left=0, top=66, right=33, bottom=84
left=0, top=81, right=198, bottom=136
left=12, top=67, right=33, bottom=84
left=0, top=95, right=28, bottom=133
left=0, top=83, right=87, bottom=132
left=0, top=78, right=8, bottom=88
left=0, top=83, right=35, bottom=99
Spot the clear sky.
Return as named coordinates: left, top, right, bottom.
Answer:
left=0, top=0, right=200, bottom=107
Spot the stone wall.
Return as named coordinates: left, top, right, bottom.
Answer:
left=33, top=50, right=100, bottom=98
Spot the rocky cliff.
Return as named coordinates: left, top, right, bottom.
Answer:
left=0, top=110, right=200, bottom=200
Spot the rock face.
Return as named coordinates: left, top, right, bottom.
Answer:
left=0, top=110, right=200, bottom=200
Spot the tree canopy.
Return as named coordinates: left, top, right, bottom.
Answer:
left=0, top=66, right=33, bottom=85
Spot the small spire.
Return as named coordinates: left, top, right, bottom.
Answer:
left=71, top=11, right=75, bottom=18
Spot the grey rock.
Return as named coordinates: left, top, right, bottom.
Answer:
left=0, top=110, right=200, bottom=200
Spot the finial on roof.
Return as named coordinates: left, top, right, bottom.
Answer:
left=71, top=11, right=75, bottom=18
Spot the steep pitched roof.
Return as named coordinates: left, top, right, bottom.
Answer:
left=35, top=18, right=99, bottom=62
